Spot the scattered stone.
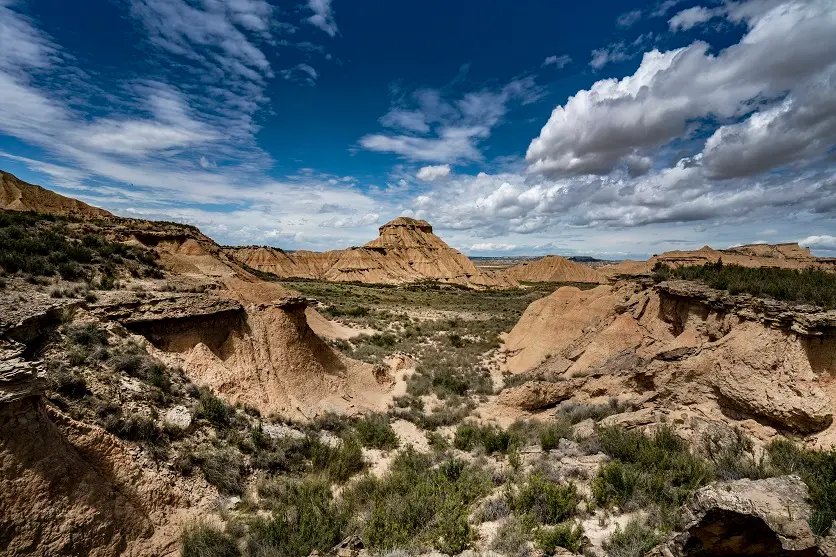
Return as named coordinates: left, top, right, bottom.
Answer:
left=163, top=405, right=192, bottom=430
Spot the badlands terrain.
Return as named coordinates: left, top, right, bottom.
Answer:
left=2, top=168, right=836, bottom=557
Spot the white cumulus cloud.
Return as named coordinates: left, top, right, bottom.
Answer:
left=416, top=164, right=451, bottom=181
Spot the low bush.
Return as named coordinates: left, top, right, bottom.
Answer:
left=52, top=368, right=89, bottom=398
left=195, top=387, right=233, bottom=428
left=347, top=448, right=491, bottom=552
left=535, top=521, right=585, bottom=554
left=454, top=422, right=516, bottom=454
left=489, top=516, right=535, bottom=557
left=247, top=476, right=348, bottom=557
left=355, top=413, right=399, bottom=450
left=104, top=413, right=160, bottom=443
left=181, top=522, right=240, bottom=557
left=508, top=472, right=579, bottom=525
left=591, top=426, right=713, bottom=520
left=310, top=436, right=365, bottom=483
left=197, top=448, right=245, bottom=495
left=602, top=517, right=663, bottom=557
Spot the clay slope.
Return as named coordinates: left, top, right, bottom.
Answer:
left=229, top=217, right=518, bottom=289
left=1, top=170, right=112, bottom=218
left=501, top=254, right=607, bottom=283
left=499, top=279, right=836, bottom=445
left=603, top=242, right=836, bottom=276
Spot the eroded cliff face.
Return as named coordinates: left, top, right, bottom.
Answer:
left=0, top=338, right=206, bottom=557
left=228, top=217, right=518, bottom=289
left=499, top=280, right=836, bottom=445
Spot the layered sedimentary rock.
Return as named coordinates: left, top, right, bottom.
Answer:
left=1, top=170, right=112, bottom=218
left=229, top=217, right=518, bottom=289
left=500, top=280, right=836, bottom=441
left=500, top=254, right=607, bottom=284
left=603, top=243, right=836, bottom=276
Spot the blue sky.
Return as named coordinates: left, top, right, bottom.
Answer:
left=0, top=0, right=834, bottom=259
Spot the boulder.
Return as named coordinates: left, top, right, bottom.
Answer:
left=497, top=378, right=587, bottom=410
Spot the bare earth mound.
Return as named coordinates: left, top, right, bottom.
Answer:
left=0, top=170, right=112, bottom=219
left=229, top=217, right=518, bottom=290
left=501, top=254, right=607, bottom=283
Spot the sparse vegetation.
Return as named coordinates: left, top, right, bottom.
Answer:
left=181, top=522, right=240, bottom=557
left=653, top=261, right=836, bottom=308
left=0, top=211, right=161, bottom=280
left=591, top=426, right=713, bottom=522
left=354, top=413, right=399, bottom=450
left=508, top=472, right=580, bottom=525
left=345, top=448, right=492, bottom=552
left=535, top=521, right=585, bottom=554
left=602, top=517, right=663, bottom=557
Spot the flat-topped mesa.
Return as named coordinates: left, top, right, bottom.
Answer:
left=602, top=242, right=836, bottom=276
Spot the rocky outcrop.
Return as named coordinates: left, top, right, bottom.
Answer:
left=653, top=476, right=830, bottom=556
left=602, top=243, right=836, bottom=276
left=1, top=170, right=112, bottom=218
left=497, top=378, right=588, bottom=410
left=500, top=280, right=836, bottom=440
left=228, top=217, right=518, bottom=290
left=501, top=255, right=607, bottom=284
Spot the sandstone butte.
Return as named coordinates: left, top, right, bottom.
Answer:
left=228, top=217, right=518, bottom=290
left=500, top=254, right=607, bottom=284
left=601, top=242, right=836, bottom=277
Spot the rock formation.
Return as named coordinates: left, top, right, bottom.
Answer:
left=501, top=254, right=607, bottom=284
left=1, top=170, right=112, bottom=219
left=500, top=279, right=836, bottom=442
left=652, top=475, right=833, bottom=556
left=229, top=217, right=518, bottom=289
left=603, top=243, right=836, bottom=276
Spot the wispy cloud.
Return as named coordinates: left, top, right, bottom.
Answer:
left=305, top=0, right=338, bottom=37
left=616, top=9, right=642, bottom=27
left=360, top=77, right=544, bottom=163
left=542, top=54, right=572, bottom=68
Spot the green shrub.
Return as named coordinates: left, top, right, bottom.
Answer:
left=509, top=473, right=579, bottom=525
left=53, top=369, right=88, bottom=398
left=349, top=448, right=491, bottom=552
left=602, top=517, right=662, bottom=557
left=311, top=436, right=365, bottom=483
left=196, top=387, right=233, bottom=428
left=701, top=427, right=765, bottom=481
left=539, top=419, right=572, bottom=451
left=653, top=261, right=836, bottom=309
left=355, top=413, right=399, bottom=450
left=104, top=413, right=160, bottom=442
left=535, top=521, right=585, bottom=554
left=197, top=448, right=245, bottom=495
left=592, top=426, right=713, bottom=519
left=181, top=522, right=240, bottom=557
left=454, top=422, right=516, bottom=454
left=247, top=476, right=347, bottom=557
